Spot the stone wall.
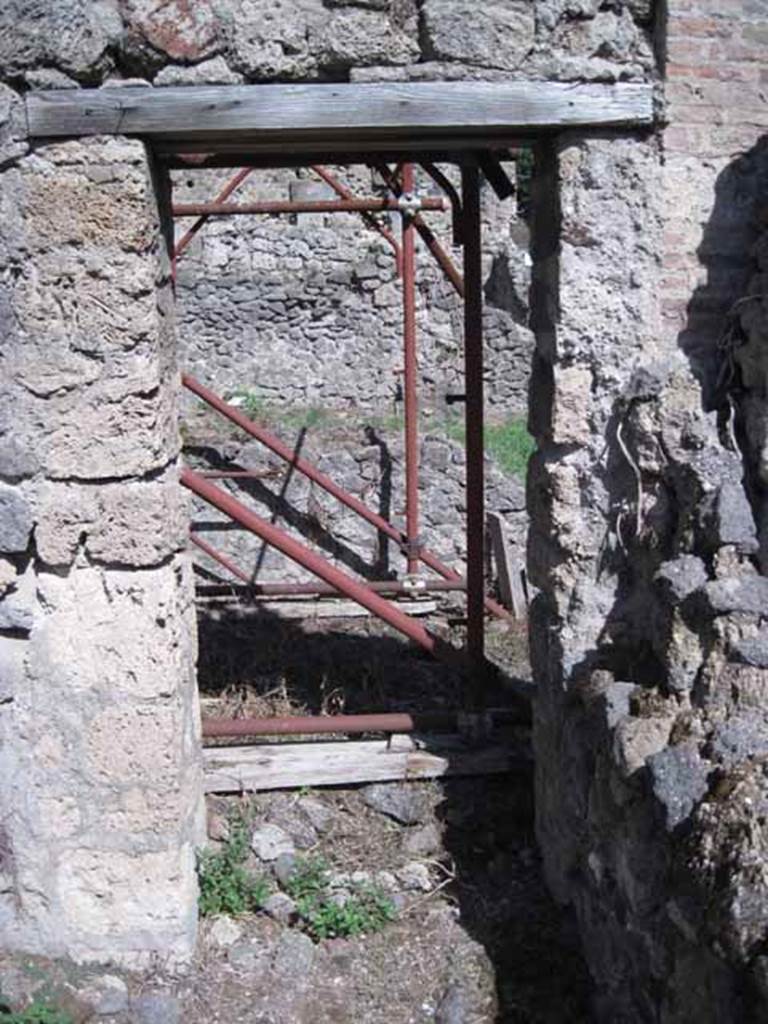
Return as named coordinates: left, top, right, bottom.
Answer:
left=530, top=2, right=768, bottom=1020
left=0, top=124, right=203, bottom=967
left=173, top=164, right=532, bottom=417
left=9, top=0, right=768, bottom=1011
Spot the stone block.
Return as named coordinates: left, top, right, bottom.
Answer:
left=550, top=365, right=593, bottom=445
left=121, top=0, right=220, bottom=62
left=422, top=0, right=534, bottom=70
left=696, top=576, right=768, bottom=617
left=0, top=483, right=32, bottom=553
left=29, top=561, right=195, bottom=700
left=731, top=629, right=768, bottom=669
left=56, top=844, right=198, bottom=966
left=612, top=714, right=674, bottom=778
left=709, top=713, right=768, bottom=769
left=655, top=555, right=708, bottom=605
left=647, top=744, right=710, bottom=831
left=313, top=7, right=419, bottom=67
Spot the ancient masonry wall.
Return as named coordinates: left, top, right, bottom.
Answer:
left=0, top=114, right=203, bottom=966
left=0, top=0, right=658, bottom=971
left=531, top=1, right=768, bottom=1020
left=5, top=0, right=768, bottom=1009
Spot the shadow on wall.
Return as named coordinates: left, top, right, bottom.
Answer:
left=678, top=136, right=768, bottom=408
left=678, top=138, right=768, bottom=571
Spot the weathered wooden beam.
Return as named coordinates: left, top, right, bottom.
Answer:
left=203, top=732, right=528, bottom=792
left=26, top=82, right=654, bottom=155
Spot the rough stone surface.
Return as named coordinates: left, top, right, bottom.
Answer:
left=250, top=823, right=295, bottom=862
left=648, top=744, right=711, bottom=831
left=0, top=484, right=32, bottom=553
left=422, top=0, right=535, bottom=70
left=206, top=915, right=243, bottom=947
left=0, top=136, right=203, bottom=969
left=528, top=5, right=768, bottom=1012
left=76, top=973, right=129, bottom=1016
left=363, top=782, right=431, bottom=825
left=131, top=992, right=182, bottom=1024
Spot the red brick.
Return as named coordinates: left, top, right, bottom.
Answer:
left=668, top=15, right=733, bottom=38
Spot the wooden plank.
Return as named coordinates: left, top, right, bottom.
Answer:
left=487, top=512, right=526, bottom=618
left=195, top=597, right=437, bottom=619
left=26, top=82, right=654, bottom=152
left=203, top=733, right=525, bottom=792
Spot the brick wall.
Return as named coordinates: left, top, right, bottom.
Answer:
left=662, top=0, right=768, bottom=401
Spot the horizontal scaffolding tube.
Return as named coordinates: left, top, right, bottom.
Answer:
left=172, top=197, right=445, bottom=217
left=183, top=373, right=512, bottom=622
left=202, top=708, right=524, bottom=738
left=182, top=467, right=438, bottom=655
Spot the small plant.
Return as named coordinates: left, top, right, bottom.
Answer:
left=0, top=1000, right=74, bottom=1024
left=232, top=390, right=268, bottom=422
left=197, top=810, right=269, bottom=917
left=283, top=854, right=329, bottom=903
left=284, top=856, right=396, bottom=940
left=299, top=885, right=397, bottom=941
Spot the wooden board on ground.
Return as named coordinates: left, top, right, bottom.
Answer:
left=27, top=82, right=655, bottom=155
left=203, top=733, right=526, bottom=792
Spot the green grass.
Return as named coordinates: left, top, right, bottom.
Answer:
left=197, top=810, right=269, bottom=917
left=0, top=1002, right=74, bottom=1024
left=283, top=856, right=396, bottom=941
left=208, top=391, right=535, bottom=480
left=446, top=415, right=535, bottom=480
left=232, top=391, right=331, bottom=432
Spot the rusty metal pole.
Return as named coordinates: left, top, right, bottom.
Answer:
left=183, top=373, right=513, bottom=622
left=171, top=197, right=445, bottom=217
left=401, top=163, right=421, bottom=576
left=182, top=467, right=439, bottom=655
left=376, top=163, right=465, bottom=299
left=461, top=161, right=486, bottom=682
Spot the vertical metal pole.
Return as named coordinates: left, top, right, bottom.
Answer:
left=402, top=163, right=420, bottom=575
left=461, top=161, right=486, bottom=679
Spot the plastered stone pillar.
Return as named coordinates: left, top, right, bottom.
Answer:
left=0, top=134, right=204, bottom=967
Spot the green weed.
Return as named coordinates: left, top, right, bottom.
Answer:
left=446, top=415, right=535, bottom=480
left=197, top=810, right=269, bottom=917
left=284, top=856, right=396, bottom=940
left=283, top=854, right=329, bottom=903
left=299, top=885, right=397, bottom=941
left=0, top=1001, right=74, bottom=1024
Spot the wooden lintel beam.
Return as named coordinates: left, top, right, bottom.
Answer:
left=26, top=82, right=654, bottom=154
